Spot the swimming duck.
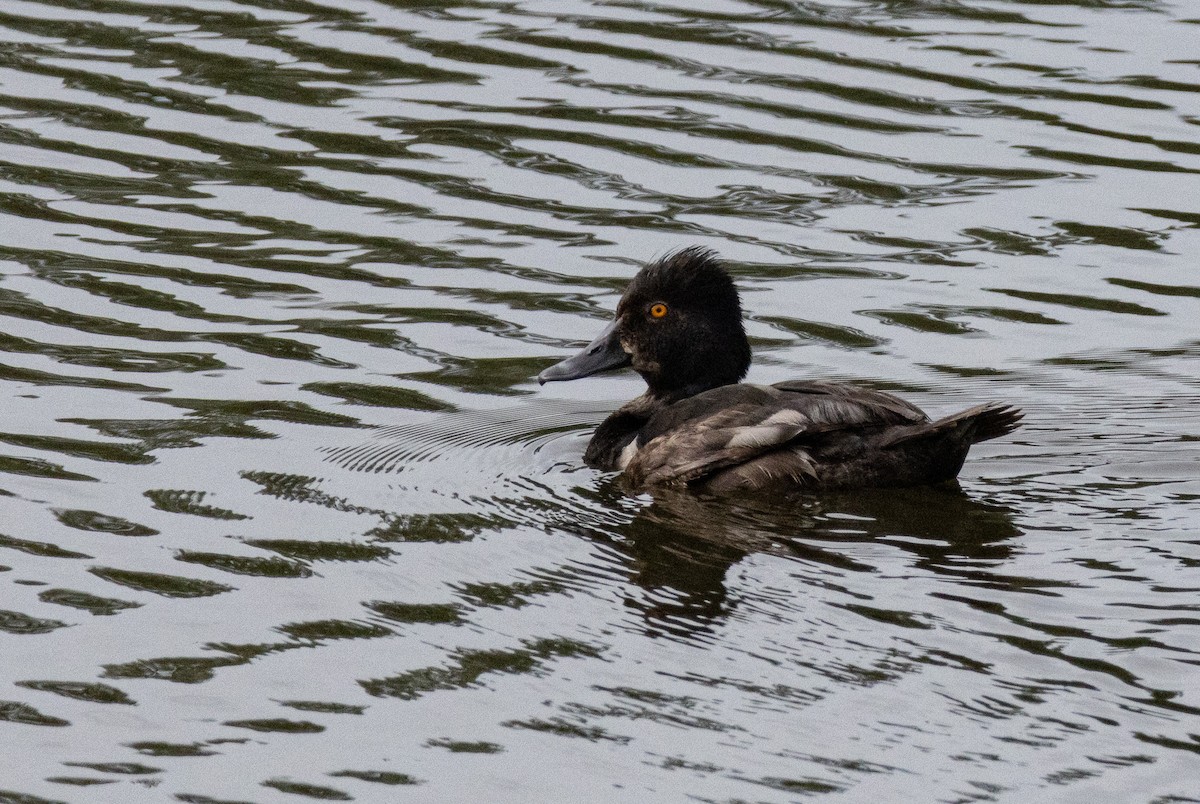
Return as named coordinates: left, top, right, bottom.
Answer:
left=538, top=247, right=1022, bottom=492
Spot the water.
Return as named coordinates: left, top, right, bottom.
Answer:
left=1, top=0, right=1198, bottom=800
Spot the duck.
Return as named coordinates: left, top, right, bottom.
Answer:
left=538, top=247, right=1022, bottom=493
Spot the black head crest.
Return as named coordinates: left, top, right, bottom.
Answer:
left=625, top=247, right=741, bottom=316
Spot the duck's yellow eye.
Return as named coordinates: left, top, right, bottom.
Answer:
left=649, top=302, right=668, bottom=319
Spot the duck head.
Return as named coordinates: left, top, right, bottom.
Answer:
left=539, top=247, right=751, bottom=399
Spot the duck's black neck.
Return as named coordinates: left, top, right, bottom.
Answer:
left=637, top=325, right=750, bottom=402
left=647, top=378, right=736, bottom=405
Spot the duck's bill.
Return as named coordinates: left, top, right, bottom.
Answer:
left=538, top=319, right=631, bottom=384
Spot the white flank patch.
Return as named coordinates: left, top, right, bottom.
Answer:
left=617, top=439, right=639, bottom=470
left=725, top=427, right=782, bottom=450
left=763, top=409, right=807, bottom=427
left=725, top=410, right=808, bottom=450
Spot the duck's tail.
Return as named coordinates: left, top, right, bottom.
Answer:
left=883, top=403, right=1023, bottom=449
left=957, top=403, right=1024, bottom=444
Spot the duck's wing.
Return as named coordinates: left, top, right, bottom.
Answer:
left=625, top=382, right=928, bottom=487
left=625, top=402, right=815, bottom=486
left=771, top=379, right=928, bottom=425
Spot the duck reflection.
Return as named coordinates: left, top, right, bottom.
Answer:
left=574, top=483, right=1021, bottom=641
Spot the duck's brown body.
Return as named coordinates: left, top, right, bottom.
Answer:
left=539, top=248, right=1022, bottom=493
left=586, top=380, right=1021, bottom=493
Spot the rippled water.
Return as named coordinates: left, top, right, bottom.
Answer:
left=1, top=0, right=1198, bottom=801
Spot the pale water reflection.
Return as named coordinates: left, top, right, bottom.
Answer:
left=0, top=0, right=1198, bottom=801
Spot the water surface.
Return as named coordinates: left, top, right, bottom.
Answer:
left=1, top=0, right=1199, bottom=801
